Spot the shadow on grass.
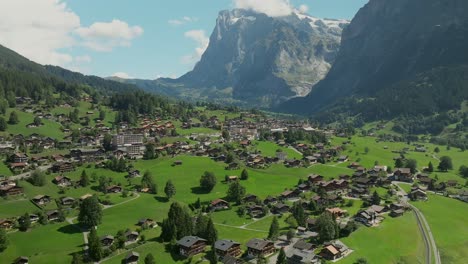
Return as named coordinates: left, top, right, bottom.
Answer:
left=154, top=196, right=169, bottom=203
left=57, top=224, right=82, bottom=234
left=190, top=187, right=210, bottom=195
left=164, top=243, right=186, bottom=262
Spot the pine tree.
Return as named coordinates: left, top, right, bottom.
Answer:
left=226, top=181, right=246, bottom=205
left=268, top=216, right=280, bottom=240
left=438, top=156, right=453, bottom=171
left=19, top=213, right=31, bottom=232
left=0, top=117, right=7, bottom=131
left=80, top=170, right=90, bottom=187
left=144, top=253, right=156, bottom=264
left=292, top=201, right=306, bottom=226
left=317, top=212, right=338, bottom=242
left=371, top=191, right=381, bottom=205
left=141, top=171, right=157, bottom=194
left=87, top=228, right=103, bottom=261
left=195, top=211, right=208, bottom=238
left=394, top=158, right=404, bottom=168
left=241, top=169, right=249, bottom=180
left=276, top=248, right=287, bottom=264
left=160, top=202, right=193, bottom=241
left=78, top=195, right=102, bottom=227
left=428, top=162, right=434, bottom=173
left=164, top=180, right=176, bottom=199
left=0, top=228, right=7, bottom=252
left=204, top=218, right=218, bottom=244
left=8, top=111, right=19, bottom=125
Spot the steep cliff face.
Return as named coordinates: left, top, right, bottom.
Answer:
left=282, top=0, right=468, bottom=114
left=137, top=9, right=347, bottom=107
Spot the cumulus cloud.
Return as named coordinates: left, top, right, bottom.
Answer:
left=181, top=30, right=209, bottom=65
left=76, top=19, right=143, bottom=52
left=233, top=0, right=293, bottom=17
left=168, top=16, right=198, bottom=26
left=0, top=0, right=143, bottom=69
left=112, top=72, right=132, bottom=79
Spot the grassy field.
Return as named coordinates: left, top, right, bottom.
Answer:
left=411, top=195, right=468, bottom=264
left=341, top=213, right=425, bottom=264
left=253, top=141, right=302, bottom=159
left=1, top=109, right=65, bottom=139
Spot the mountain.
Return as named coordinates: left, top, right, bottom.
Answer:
left=130, top=9, right=348, bottom=108
left=281, top=0, right=468, bottom=116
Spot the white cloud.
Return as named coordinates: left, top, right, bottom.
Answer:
left=112, top=72, right=132, bottom=79
left=233, top=0, right=293, bottom=17
left=0, top=0, right=143, bottom=70
left=76, top=19, right=143, bottom=52
left=298, top=4, right=309, bottom=14
left=168, top=16, right=198, bottom=26
left=181, top=30, right=209, bottom=65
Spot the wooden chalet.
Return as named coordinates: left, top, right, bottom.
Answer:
left=106, top=185, right=123, bottom=193
left=125, top=251, right=139, bottom=264
left=215, top=239, right=242, bottom=258
left=177, top=236, right=207, bottom=257
left=246, top=238, right=275, bottom=258
left=51, top=162, right=74, bottom=173
left=210, top=199, right=230, bottom=211
left=32, top=195, right=51, bottom=205
left=101, top=235, right=115, bottom=247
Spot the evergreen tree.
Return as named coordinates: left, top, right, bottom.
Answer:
left=80, top=170, right=90, bottom=187
left=0, top=228, right=8, bottom=252
left=0, top=117, right=7, bottom=131
left=428, top=162, right=434, bottom=173
left=292, top=201, right=306, bottom=226
left=438, top=156, right=453, bottom=171
left=394, top=158, right=404, bottom=168
left=268, top=216, right=280, bottom=240
left=160, top=202, right=193, bottom=241
left=371, top=191, right=381, bottom=205
left=276, top=248, right=287, bottom=264
left=141, top=171, right=157, bottom=194
left=28, top=170, right=46, bottom=186
left=33, top=116, right=42, bottom=126
left=164, top=180, right=176, bottom=199
left=459, top=165, right=468, bottom=178
left=195, top=211, right=209, bottom=238
left=78, top=195, right=102, bottom=227
left=226, top=181, right=246, bottom=205
left=103, top=134, right=113, bottom=151
left=71, top=253, right=84, bottom=264
left=19, top=213, right=31, bottom=232
left=241, top=169, right=249, bottom=180
left=144, top=253, right=156, bottom=264
left=8, top=111, right=19, bottom=125
left=98, top=176, right=109, bottom=193
left=199, top=171, right=217, bottom=192
left=87, top=228, right=103, bottom=261
left=434, top=147, right=440, bottom=153
left=317, top=212, right=338, bottom=242
left=204, top=218, right=218, bottom=244
left=405, top=159, right=418, bottom=174
left=144, top=143, right=156, bottom=160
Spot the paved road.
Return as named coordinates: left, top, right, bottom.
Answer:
left=8, top=165, right=52, bottom=180
left=393, top=182, right=441, bottom=264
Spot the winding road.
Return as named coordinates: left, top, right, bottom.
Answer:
left=393, top=182, right=441, bottom=264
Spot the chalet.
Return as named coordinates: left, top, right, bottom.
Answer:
left=99, top=235, right=114, bottom=248
left=0, top=219, right=15, bottom=229
left=29, top=214, right=39, bottom=223
left=243, top=194, right=258, bottom=203
left=306, top=218, right=317, bottom=231
left=349, top=186, right=368, bottom=197
left=304, top=156, right=318, bottom=164
left=125, top=251, right=140, bottom=264
left=10, top=163, right=27, bottom=172
left=46, top=210, right=60, bottom=221
left=174, top=160, right=183, bottom=166
left=263, top=196, right=278, bottom=205
left=286, top=248, right=319, bottom=264
left=70, top=148, right=105, bottom=161
left=390, top=209, right=405, bottom=217
left=297, top=183, right=311, bottom=192
left=446, top=180, right=458, bottom=187
left=348, top=162, right=361, bottom=169
left=355, top=208, right=381, bottom=226
left=14, top=256, right=29, bottom=264
left=393, top=168, right=413, bottom=182
left=51, top=162, right=74, bottom=173
left=308, top=174, right=324, bottom=184
left=32, top=195, right=51, bottom=205
left=106, top=185, right=123, bottom=193
left=177, top=236, right=207, bottom=257
left=221, top=255, right=242, bottom=264
left=53, top=176, right=72, bottom=187
left=127, top=170, right=141, bottom=178
left=325, top=208, right=347, bottom=218
left=215, top=239, right=242, bottom=258
left=0, top=185, right=24, bottom=196
left=409, top=188, right=428, bottom=201
left=226, top=162, right=240, bottom=170
left=338, top=155, right=349, bottom=162
left=456, top=190, right=468, bottom=203
left=80, top=193, right=93, bottom=201
left=60, top=197, right=75, bottom=206
left=272, top=203, right=290, bottom=214
left=211, top=199, right=230, bottom=211
left=137, top=218, right=157, bottom=228
left=246, top=238, right=275, bottom=258
left=247, top=205, right=265, bottom=218
left=125, top=231, right=139, bottom=244
left=10, top=153, right=29, bottom=163
left=280, top=190, right=299, bottom=200
left=320, top=240, right=350, bottom=261
left=285, top=159, right=302, bottom=168
left=227, top=176, right=239, bottom=182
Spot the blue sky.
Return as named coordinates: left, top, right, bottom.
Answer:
left=0, top=0, right=368, bottom=79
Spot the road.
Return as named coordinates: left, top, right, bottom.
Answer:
left=393, top=182, right=441, bottom=264
left=8, top=165, right=52, bottom=180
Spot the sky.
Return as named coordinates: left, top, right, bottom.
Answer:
left=0, top=0, right=368, bottom=79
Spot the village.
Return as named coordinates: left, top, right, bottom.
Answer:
left=0, top=97, right=467, bottom=264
